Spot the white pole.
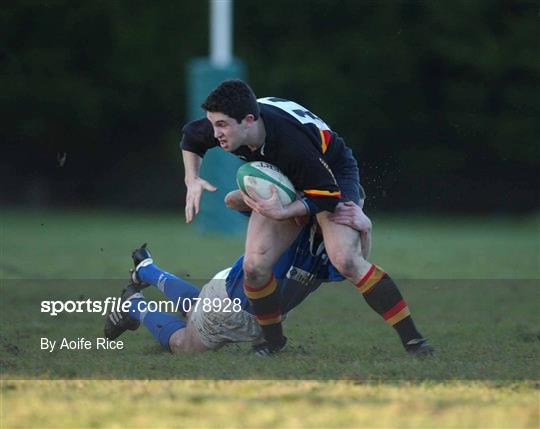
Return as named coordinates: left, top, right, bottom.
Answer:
left=210, top=0, right=233, bottom=68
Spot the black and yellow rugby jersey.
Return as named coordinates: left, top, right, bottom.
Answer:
left=181, top=97, right=354, bottom=212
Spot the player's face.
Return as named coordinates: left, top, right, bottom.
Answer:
left=207, top=112, right=251, bottom=152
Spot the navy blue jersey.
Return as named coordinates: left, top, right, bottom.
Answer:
left=225, top=221, right=345, bottom=314
left=181, top=98, right=359, bottom=212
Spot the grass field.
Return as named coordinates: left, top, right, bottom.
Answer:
left=1, top=208, right=539, bottom=428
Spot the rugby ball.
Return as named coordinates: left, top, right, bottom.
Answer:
left=236, top=162, right=296, bottom=205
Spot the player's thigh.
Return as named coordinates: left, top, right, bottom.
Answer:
left=245, top=212, right=302, bottom=268
left=316, top=211, right=371, bottom=278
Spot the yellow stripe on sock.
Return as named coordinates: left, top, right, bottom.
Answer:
left=244, top=277, right=278, bottom=300
left=357, top=266, right=385, bottom=294
left=385, top=307, right=411, bottom=326
left=256, top=313, right=282, bottom=326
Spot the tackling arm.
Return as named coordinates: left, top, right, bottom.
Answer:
left=329, top=201, right=373, bottom=259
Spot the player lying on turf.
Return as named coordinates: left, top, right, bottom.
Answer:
left=104, top=201, right=432, bottom=356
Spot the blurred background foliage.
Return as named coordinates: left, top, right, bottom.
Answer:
left=2, top=0, right=538, bottom=213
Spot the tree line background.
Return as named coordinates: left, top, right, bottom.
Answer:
left=2, top=0, right=538, bottom=213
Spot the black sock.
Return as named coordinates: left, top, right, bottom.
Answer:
left=244, top=274, right=285, bottom=345
left=356, top=265, right=422, bottom=345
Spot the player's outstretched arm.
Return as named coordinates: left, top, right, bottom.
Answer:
left=182, top=150, right=217, bottom=223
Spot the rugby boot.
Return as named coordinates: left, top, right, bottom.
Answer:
left=130, top=243, right=153, bottom=289
left=104, top=283, right=143, bottom=340
left=405, top=338, right=434, bottom=357
left=252, top=336, right=288, bottom=356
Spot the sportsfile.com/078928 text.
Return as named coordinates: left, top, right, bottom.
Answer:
left=40, top=297, right=243, bottom=316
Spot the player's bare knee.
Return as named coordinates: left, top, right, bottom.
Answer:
left=242, top=261, right=267, bottom=285
left=169, top=325, right=207, bottom=353
left=330, top=249, right=364, bottom=280
left=243, top=255, right=272, bottom=286
left=168, top=329, right=187, bottom=353
left=170, top=343, right=202, bottom=353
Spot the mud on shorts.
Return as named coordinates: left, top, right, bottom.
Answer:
left=189, top=269, right=265, bottom=350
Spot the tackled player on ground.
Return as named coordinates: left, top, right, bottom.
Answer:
left=104, top=201, right=432, bottom=357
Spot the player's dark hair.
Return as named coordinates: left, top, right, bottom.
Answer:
left=201, top=79, right=260, bottom=123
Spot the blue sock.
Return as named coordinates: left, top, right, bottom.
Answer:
left=128, top=298, right=185, bottom=350
left=137, top=263, right=200, bottom=309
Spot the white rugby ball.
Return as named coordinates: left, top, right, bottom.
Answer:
left=236, top=162, right=296, bottom=205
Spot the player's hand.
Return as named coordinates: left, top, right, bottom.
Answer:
left=184, top=177, right=217, bottom=223
left=242, top=186, right=287, bottom=221
left=329, top=201, right=372, bottom=232
left=330, top=201, right=372, bottom=259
